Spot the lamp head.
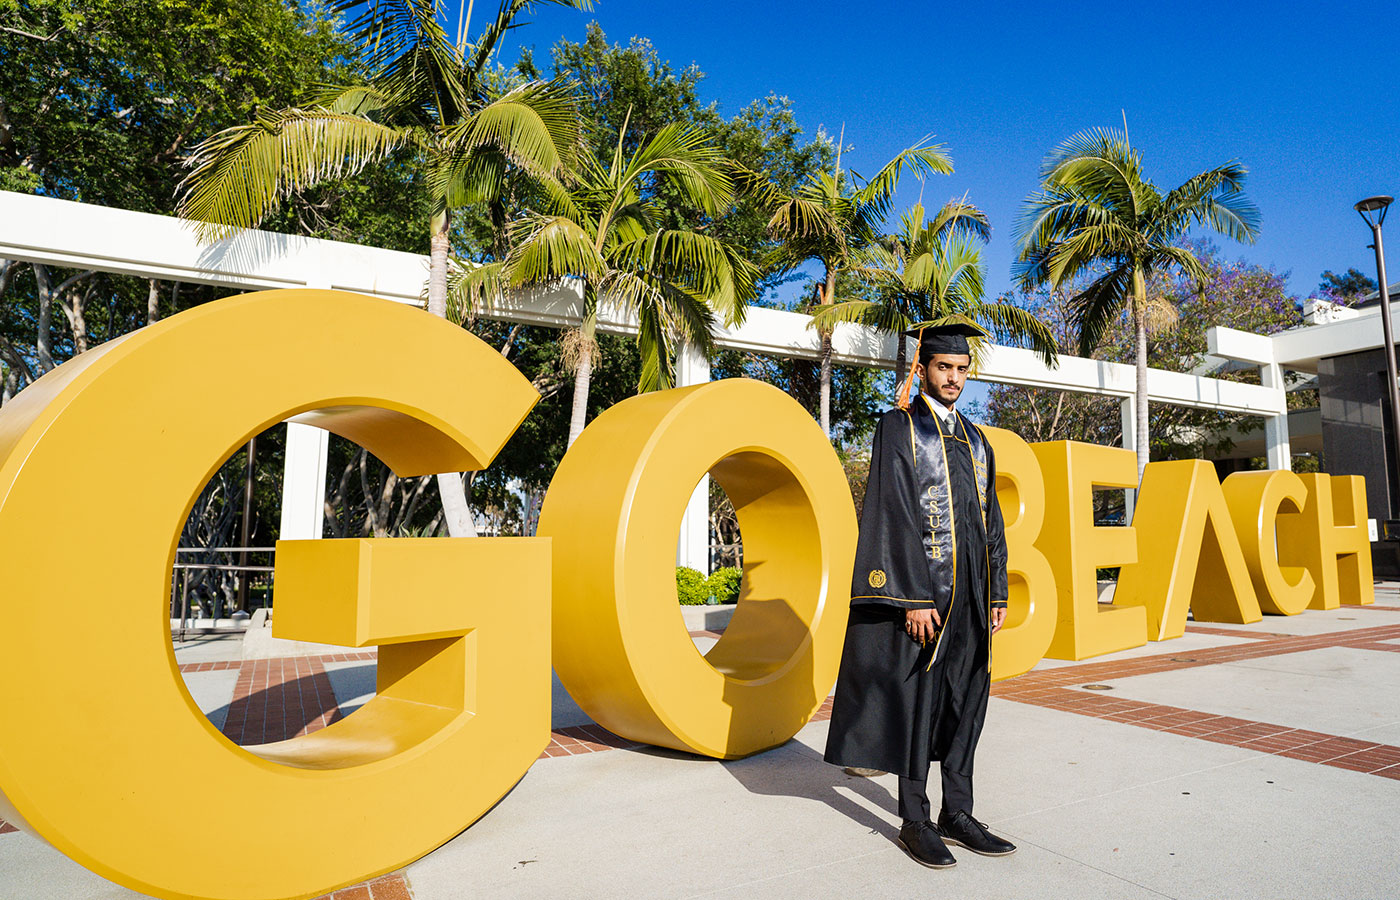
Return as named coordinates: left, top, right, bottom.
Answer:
left=1356, top=195, right=1394, bottom=228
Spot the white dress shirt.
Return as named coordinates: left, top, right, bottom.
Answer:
left=923, top=392, right=958, bottom=430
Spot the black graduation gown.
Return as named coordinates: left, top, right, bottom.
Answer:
left=823, top=398, right=1008, bottom=782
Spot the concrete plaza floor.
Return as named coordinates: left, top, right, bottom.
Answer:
left=3, top=594, right=1399, bottom=899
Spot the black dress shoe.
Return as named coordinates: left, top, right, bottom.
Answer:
left=936, top=809, right=1017, bottom=856
left=897, top=820, right=957, bottom=868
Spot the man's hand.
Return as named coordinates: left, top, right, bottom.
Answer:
left=991, top=606, right=1008, bottom=635
left=905, top=608, right=941, bottom=644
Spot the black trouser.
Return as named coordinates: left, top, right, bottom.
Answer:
left=898, top=767, right=973, bottom=824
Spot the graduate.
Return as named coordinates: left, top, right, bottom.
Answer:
left=823, top=321, right=1016, bottom=869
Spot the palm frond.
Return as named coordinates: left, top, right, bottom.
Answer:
left=502, top=214, right=605, bottom=285
left=624, top=122, right=735, bottom=215
left=1157, top=162, right=1260, bottom=244
left=1066, top=264, right=1133, bottom=356
left=855, top=140, right=955, bottom=217
left=343, top=0, right=471, bottom=123
left=445, top=258, right=506, bottom=322
left=303, top=82, right=403, bottom=118
left=607, top=229, right=752, bottom=323
left=177, top=108, right=410, bottom=239
left=1043, top=221, right=1142, bottom=285
left=926, top=198, right=991, bottom=243
left=466, top=0, right=594, bottom=76
left=975, top=301, right=1059, bottom=366
left=809, top=298, right=909, bottom=334
left=435, top=79, right=581, bottom=204
left=1147, top=244, right=1209, bottom=288
left=766, top=195, right=842, bottom=241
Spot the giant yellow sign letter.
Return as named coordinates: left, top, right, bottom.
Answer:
left=539, top=379, right=857, bottom=758
left=1277, top=474, right=1375, bottom=609
left=1116, top=460, right=1262, bottom=640
left=1222, top=469, right=1316, bottom=615
left=1032, top=441, right=1146, bottom=660
left=983, top=427, right=1056, bottom=681
left=0, top=290, right=549, bottom=900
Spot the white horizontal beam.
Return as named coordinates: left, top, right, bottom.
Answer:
left=0, top=191, right=1282, bottom=416
left=1267, top=305, right=1400, bottom=374
left=1208, top=326, right=1276, bottom=366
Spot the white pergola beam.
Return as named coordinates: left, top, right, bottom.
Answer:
left=1208, top=326, right=1276, bottom=367
left=0, top=189, right=1289, bottom=440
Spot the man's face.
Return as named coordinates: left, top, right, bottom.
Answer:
left=916, top=354, right=971, bottom=407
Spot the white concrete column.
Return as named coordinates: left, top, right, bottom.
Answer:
left=1120, top=396, right=1137, bottom=521
left=1262, top=362, right=1292, bottom=471
left=279, top=269, right=334, bottom=540
left=676, top=342, right=712, bottom=574
left=279, top=423, right=329, bottom=539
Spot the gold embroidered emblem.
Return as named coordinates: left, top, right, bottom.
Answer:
left=868, top=569, right=887, bottom=589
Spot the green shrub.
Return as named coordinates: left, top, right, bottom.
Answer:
left=675, top=566, right=709, bottom=605
left=707, top=566, right=742, bottom=604
left=675, top=566, right=744, bottom=605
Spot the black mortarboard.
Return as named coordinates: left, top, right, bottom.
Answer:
left=895, top=322, right=989, bottom=409
left=902, top=322, right=988, bottom=362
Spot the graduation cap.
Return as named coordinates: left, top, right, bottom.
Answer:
left=902, top=321, right=988, bottom=360
left=895, top=321, right=989, bottom=409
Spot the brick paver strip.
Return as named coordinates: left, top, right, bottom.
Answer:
left=15, top=621, right=1400, bottom=845
left=176, top=650, right=377, bottom=675
left=312, top=873, right=413, bottom=900
left=985, top=621, right=1400, bottom=778
left=219, top=657, right=345, bottom=745
left=1183, top=624, right=1289, bottom=640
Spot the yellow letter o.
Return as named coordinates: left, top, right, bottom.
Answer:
left=539, top=379, right=857, bottom=758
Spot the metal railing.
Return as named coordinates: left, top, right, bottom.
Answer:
left=170, top=547, right=275, bottom=643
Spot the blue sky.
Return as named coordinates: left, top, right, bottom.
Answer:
left=508, top=0, right=1399, bottom=304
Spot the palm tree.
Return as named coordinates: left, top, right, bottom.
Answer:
left=813, top=199, right=1057, bottom=386
left=765, top=137, right=954, bottom=436
left=176, top=0, right=589, bottom=535
left=1015, top=128, right=1259, bottom=480
left=450, top=118, right=757, bottom=446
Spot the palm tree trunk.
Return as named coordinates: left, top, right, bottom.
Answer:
left=147, top=279, right=160, bottom=325
left=428, top=208, right=451, bottom=318
left=426, top=205, right=477, bottom=537
left=818, top=267, right=836, bottom=436
left=1133, top=269, right=1149, bottom=482
left=33, top=262, right=54, bottom=373
left=895, top=338, right=907, bottom=391
left=567, top=322, right=595, bottom=448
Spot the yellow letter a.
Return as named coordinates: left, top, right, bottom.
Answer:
left=1116, top=460, right=1262, bottom=640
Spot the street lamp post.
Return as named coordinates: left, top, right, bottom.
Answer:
left=1356, top=195, right=1399, bottom=521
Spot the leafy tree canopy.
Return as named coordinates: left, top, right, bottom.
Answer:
left=1317, top=267, right=1377, bottom=303
left=536, top=23, right=836, bottom=298
left=1, top=0, right=348, bottom=213
left=976, top=242, right=1309, bottom=462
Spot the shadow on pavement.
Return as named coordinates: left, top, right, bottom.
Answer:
left=720, top=738, right=899, bottom=840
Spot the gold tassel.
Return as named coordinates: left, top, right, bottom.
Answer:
left=896, top=326, right=924, bottom=410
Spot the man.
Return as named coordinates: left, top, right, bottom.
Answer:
left=824, top=322, right=1015, bottom=869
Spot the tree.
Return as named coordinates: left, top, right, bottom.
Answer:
left=451, top=118, right=757, bottom=446
left=765, top=138, right=953, bottom=435
left=0, top=0, right=370, bottom=397
left=1317, top=267, right=1377, bottom=304
left=980, top=244, right=1304, bottom=461
left=176, top=0, right=590, bottom=535
left=1015, top=128, right=1260, bottom=479
left=812, top=199, right=1056, bottom=385
left=541, top=25, right=835, bottom=299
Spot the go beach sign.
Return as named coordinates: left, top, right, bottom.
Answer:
left=0, top=290, right=1373, bottom=900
